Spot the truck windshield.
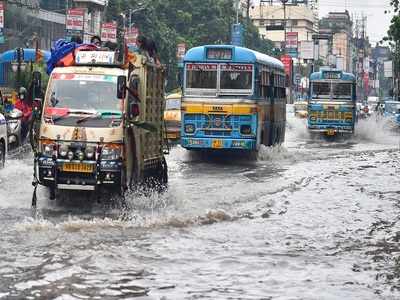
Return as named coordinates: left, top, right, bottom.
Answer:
left=46, top=74, right=121, bottom=112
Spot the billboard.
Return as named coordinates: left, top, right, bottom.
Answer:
left=125, top=27, right=140, bottom=50
left=299, top=41, right=314, bottom=60
left=286, top=32, right=298, bottom=58
left=0, top=2, right=4, bottom=44
left=176, top=43, right=186, bottom=61
left=231, top=23, right=244, bottom=47
left=281, top=54, right=293, bottom=80
left=101, top=22, right=117, bottom=43
left=384, top=60, right=393, bottom=78
left=66, top=8, right=85, bottom=38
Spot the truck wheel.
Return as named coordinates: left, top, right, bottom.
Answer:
left=161, top=157, right=168, bottom=185
left=49, top=187, right=56, bottom=200
left=0, top=141, right=5, bottom=169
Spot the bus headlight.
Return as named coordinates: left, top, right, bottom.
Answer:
left=185, top=124, right=195, bottom=134
left=101, top=144, right=122, bottom=160
left=67, top=151, right=74, bottom=161
left=310, top=116, right=317, bottom=122
left=76, top=150, right=85, bottom=161
left=240, top=125, right=252, bottom=135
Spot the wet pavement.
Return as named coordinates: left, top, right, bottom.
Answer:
left=1, top=114, right=400, bottom=299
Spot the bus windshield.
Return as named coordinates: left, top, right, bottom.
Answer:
left=186, top=64, right=217, bottom=90
left=220, top=64, right=253, bottom=91
left=332, top=83, right=352, bottom=99
left=312, top=81, right=353, bottom=100
left=312, top=82, right=330, bottom=98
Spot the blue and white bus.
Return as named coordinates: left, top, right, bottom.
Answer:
left=180, top=45, right=286, bottom=151
left=308, top=69, right=357, bottom=137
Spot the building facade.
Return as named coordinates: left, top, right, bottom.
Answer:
left=250, top=2, right=318, bottom=49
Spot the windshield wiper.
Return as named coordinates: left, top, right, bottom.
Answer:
left=76, top=111, right=122, bottom=124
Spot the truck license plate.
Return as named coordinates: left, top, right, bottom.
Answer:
left=63, top=163, right=94, bottom=173
left=212, top=139, right=223, bottom=149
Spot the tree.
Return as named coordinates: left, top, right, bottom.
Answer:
left=108, top=0, right=276, bottom=90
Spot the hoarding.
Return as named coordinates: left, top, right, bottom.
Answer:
left=66, top=8, right=85, bottom=38
left=101, top=22, right=117, bottom=43
left=286, top=32, right=298, bottom=58
left=176, top=43, right=186, bottom=61
left=384, top=60, right=393, bottom=78
left=281, top=54, right=293, bottom=79
left=231, top=23, right=244, bottom=47
left=299, top=41, right=314, bottom=60
left=125, top=27, right=139, bottom=50
left=0, top=2, right=4, bottom=44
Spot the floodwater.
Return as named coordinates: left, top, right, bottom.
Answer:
left=1, top=113, right=400, bottom=300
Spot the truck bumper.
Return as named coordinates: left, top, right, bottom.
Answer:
left=38, top=157, right=123, bottom=191
left=181, top=137, right=256, bottom=150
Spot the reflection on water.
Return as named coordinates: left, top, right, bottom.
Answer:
left=0, top=114, right=400, bottom=299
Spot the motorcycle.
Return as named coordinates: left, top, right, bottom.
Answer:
left=5, top=108, right=23, bottom=149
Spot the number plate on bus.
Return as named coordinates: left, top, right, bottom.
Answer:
left=212, top=139, right=223, bottom=149
left=326, top=129, right=335, bottom=136
left=63, top=163, right=94, bottom=173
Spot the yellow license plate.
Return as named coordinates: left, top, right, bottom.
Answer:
left=63, top=163, right=94, bottom=173
left=167, top=133, right=178, bottom=139
left=212, top=139, right=223, bottom=149
left=326, top=129, right=335, bottom=136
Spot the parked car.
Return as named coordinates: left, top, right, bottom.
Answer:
left=164, top=92, right=181, bottom=141
left=0, top=112, right=7, bottom=168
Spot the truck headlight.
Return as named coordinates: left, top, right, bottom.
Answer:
left=101, top=145, right=122, bottom=160
left=67, top=151, right=74, bottom=161
left=41, top=142, right=56, bottom=157
left=76, top=150, right=85, bottom=161
left=85, top=147, right=95, bottom=159
left=59, top=145, right=68, bottom=157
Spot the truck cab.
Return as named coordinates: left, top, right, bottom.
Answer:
left=33, top=50, right=168, bottom=198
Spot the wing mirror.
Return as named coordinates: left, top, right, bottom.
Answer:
left=117, top=75, right=127, bottom=99
left=33, top=71, right=42, bottom=97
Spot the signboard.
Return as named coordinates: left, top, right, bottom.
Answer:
left=299, top=41, right=314, bottom=60
left=285, top=32, right=298, bottom=58
left=206, top=48, right=232, bottom=60
left=384, top=60, right=393, bottom=78
left=323, top=71, right=342, bottom=80
left=0, top=2, right=4, bottom=44
left=176, top=43, right=186, bottom=61
left=186, top=64, right=217, bottom=71
left=220, top=64, right=253, bottom=71
left=101, top=22, right=117, bottom=43
left=125, top=27, right=139, bottom=50
left=66, top=8, right=85, bottom=38
left=280, top=54, right=293, bottom=78
left=75, top=51, right=115, bottom=65
left=231, top=23, right=244, bottom=47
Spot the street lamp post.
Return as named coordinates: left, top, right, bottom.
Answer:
left=11, top=48, right=26, bottom=90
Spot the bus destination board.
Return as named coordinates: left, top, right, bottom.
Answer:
left=323, top=71, right=341, bottom=80
left=206, top=48, right=233, bottom=60
left=186, top=64, right=217, bottom=71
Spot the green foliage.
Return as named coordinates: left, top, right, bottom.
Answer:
left=107, top=0, right=275, bottom=91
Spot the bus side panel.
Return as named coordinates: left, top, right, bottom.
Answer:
left=263, top=97, right=273, bottom=147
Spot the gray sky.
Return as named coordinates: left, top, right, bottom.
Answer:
left=252, top=0, right=393, bottom=43
left=319, top=0, right=393, bottom=43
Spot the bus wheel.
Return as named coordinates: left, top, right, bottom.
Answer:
left=0, top=140, right=5, bottom=169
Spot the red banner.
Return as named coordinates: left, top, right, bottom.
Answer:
left=66, top=8, right=85, bottom=32
left=125, top=27, right=139, bottom=48
left=280, top=54, right=293, bottom=77
left=101, top=22, right=117, bottom=43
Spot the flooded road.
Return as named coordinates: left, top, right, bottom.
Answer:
left=1, top=115, right=400, bottom=300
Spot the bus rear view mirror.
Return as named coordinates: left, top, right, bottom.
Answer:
left=117, top=75, right=127, bottom=99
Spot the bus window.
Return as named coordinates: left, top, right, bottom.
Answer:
left=186, top=64, right=217, bottom=90
left=312, top=82, right=330, bottom=98
left=332, top=83, right=352, bottom=100
left=220, top=64, right=253, bottom=91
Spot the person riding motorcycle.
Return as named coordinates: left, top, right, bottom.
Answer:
left=14, top=87, right=32, bottom=141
